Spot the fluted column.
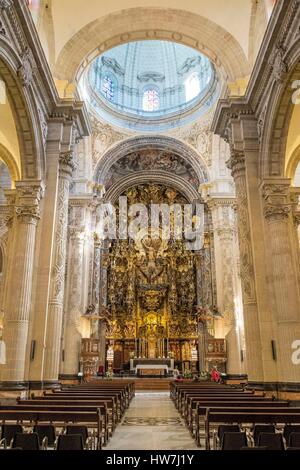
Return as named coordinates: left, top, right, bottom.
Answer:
left=61, top=225, right=85, bottom=376
left=261, top=179, right=300, bottom=383
left=227, top=151, right=264, bottom=380
left=0, top=182, right=43, bottom=383
left=209, top=199, right=243, bottom=374
left=98, top=244, right=109, bottom=369
left=92, top=234, right=101, bottom=313
left=43, top=152, right=75, bottom=381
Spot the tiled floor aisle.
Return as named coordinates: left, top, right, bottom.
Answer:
left=105, top=391, right=199, bottom=450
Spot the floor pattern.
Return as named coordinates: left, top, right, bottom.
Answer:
left=106, top=391, right=199, bottom=450
left=122, top=417, right=183, bottom=426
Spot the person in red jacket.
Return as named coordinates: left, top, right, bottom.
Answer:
left=97, top=364, right=104, bottom=378
left=210, top=366, right=221, bottom=383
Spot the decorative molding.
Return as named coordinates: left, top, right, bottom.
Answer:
left=59, top=151, right=76, bottom=177
left=177, top=56, right=201, bottom=75
left=0, top=0, right=12, bottom=10
left=37, top=108, right=48, bottom=145
left=101, top=56, right=125, bottom=76
left=268, top=45, right=288, bottom=83
left=17, top=47, right=36, bottom=87
left=261, top=180, right=291, bottom=222
left=0, top=19, right=6, bottom=36
left=264, top=204, right=291, bottom=221
left=137, top=72, right=165, bottom=82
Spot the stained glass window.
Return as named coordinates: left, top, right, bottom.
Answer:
left=142, top=89, right=159, bottom=112
left=185, top=73, right=200, bottom=102
left=102, top=76, right=114, bottom=101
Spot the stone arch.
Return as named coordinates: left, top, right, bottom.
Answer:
left=260, top=37, right=300, bottom=177
left=0, top=143, right=21, bottom=184
left=54, top=8, right=250, bottom=84
left=0, top=39, right=45, bottom=180
left=94, top=135, right=209, bottom=187
left=105, top=171, right=200, bottom=204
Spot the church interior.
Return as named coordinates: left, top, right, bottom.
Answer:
left=1, top=0, right=300, bottom=452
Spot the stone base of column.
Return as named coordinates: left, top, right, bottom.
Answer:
left=247, top=381, right=300, bottom=392
left=226, top=374, right=248, bottom=380
left=0, top=380, right=61, bottom=391
left=59, top=374, right=80, bottom=381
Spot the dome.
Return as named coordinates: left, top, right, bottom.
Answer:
left=84, top=41, right=219, bottom=131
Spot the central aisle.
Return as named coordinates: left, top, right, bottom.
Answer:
left=106, top=391, right=199, bottom=450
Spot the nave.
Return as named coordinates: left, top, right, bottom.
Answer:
left=106, top=392, right=198, bottom=451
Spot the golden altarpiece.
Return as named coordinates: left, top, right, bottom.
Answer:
left=80, top=184, right=226, bottom=375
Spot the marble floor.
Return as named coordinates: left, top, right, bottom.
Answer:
left=106, top=392, right=199, bottom=450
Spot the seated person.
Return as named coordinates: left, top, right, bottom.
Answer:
left=210, top=366, right=221, bottom=383
left=175, top=374, right=184, bottom=382
left=97, top=364, right=105, bottom=378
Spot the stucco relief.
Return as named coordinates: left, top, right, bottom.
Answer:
left=168, top=114, right=213, bottom=166
left=104, top=149, right=199, bottom=190
left=91, top=116, right=129, bottom=167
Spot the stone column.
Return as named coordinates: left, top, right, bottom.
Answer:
left=209, top=199, right=243, bottom=374
left=61, top=225, right=85, bottom=377
left=261, top=179, right=300, bottom=383
left=0, top=182, right=43, bottom=384
left=43, top=152, right=75, bottom=381
left=227, top=150, right=264, bottom=381
left=92, top=235, right=101, bottom=312
left=98, top=244, right=109, bottom=369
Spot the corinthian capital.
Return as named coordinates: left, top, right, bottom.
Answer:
left=14, top=181, right=44, bottom=224
left=226, top=149, right=245, bottom=179
left=15, top=205, right=40, bottom=224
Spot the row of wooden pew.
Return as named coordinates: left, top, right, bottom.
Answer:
left=170, top=381, right=300, bottom=450
left=0, top=380, right=135, bottom=450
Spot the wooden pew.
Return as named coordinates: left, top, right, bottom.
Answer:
left=11, top=402, right=110, bottom=445
left=185, top=395, right=277, bottom=424
left=192, top=402, right=290, bottom=446
left=25, top=396, right=118, bottom=432
left=0, top=409, right=103, bottom=449
left=44, top=392, right=125, bottom=417
left=204, top=410, right=300, bottom=450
